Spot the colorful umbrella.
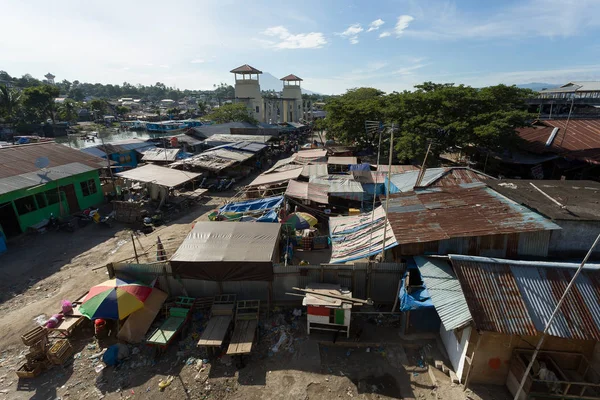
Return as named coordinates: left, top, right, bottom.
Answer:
left=79, top=278, right=153, bottom=320
left=282, top=212, right=318, bottom=229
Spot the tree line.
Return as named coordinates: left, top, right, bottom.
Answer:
left=319, top=83, right=536, bottom=163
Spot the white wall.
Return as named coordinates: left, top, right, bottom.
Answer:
left=235, top=79, right=264, bottom=122
left=440, top=325, right=471, bottom=382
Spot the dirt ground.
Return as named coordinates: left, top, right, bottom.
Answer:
left=0, top=180, right=512, bottom=400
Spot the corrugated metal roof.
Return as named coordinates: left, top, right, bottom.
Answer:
left=376, top=164, right=419, bottom=173
left=487, top=179, right=600, bottom=221
left=116, top=164, right=200, bottom=187
left=204, top=134, right=274, bottom=145
left=517, top=120, right=600, bottom=164
left=385, top=184, right=561, bottom=245
left=328, top=156, right=358, bottom=165
left=247, top=167, right=303, bottom=187
left=450, top=255, right=600, bottom=341
left=310, top=176, right=364, bottom=201
left=415, top=256, right=472, bottom=331
left=141, top=148, right=180, bottom=162
left=329, top=206, right=397, bottom=264
left=0, top=162, right=97, bottom=196
left=285, top=180, right=329, bottom=204
left=387, top=167, right=491, bottom=193
left=300, top=164, right=328, bottom=179
left=0, top=142, right=106, bottom=180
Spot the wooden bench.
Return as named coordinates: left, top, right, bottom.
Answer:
left=227, top=300, right=260, bottom=356
left=197, top=294, right=236, bottom=352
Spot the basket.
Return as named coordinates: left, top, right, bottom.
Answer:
left=21, top=326, right=47, bottom=346
left=15, top=362, right=43, bottom=379
left=47, top=339, right=73, bottom=365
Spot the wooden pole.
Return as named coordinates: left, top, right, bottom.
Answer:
left=131, top=233, right=139, bottom=263
left=464, top=330, right=482, bottom=391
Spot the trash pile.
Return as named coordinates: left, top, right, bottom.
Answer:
left=260, top=307, right=306, bottom=358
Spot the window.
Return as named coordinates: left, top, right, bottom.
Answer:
left=14, top=196, right=37, bottom=215
left=46, top=190, right=60, bottom=205
left=255, top=106, right=259, bottom=113
left=80, top=179, right=98, bottom=196
left=34, top=193, right=47, bottom=209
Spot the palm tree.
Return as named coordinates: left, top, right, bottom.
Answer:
left=0, top=84, right=22, bottom=125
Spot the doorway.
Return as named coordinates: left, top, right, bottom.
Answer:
left=0, top=202, right=21, bottom=237
left=60, top=184, right=80, bottom=213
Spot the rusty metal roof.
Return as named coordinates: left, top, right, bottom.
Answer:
left=230, top=64, right=262, bottom=74
left=517, top=119, right=600, bottom=164
left=0, top=142, right=107, bottom=180
left=449, top=255, right=600, bottom=340
left=280, top=74, right=303, bottom=81
left=486, top=179, right=600, bottom=221
left=384, top=184, right=561, bottom=245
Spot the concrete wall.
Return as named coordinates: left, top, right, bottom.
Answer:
left=440, top=325, right=471, bottom=382
left=465, top=330, right=595, bottom=385
left=549, top=220, right=600, bottom=259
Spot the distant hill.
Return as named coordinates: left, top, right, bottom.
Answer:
left=260, top=72, right=319, bottom=95
left=517, top=82, right=559, bottom=92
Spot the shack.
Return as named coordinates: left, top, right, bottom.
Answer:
left=416, top=254, right=600, bottom=397
left=170, top=221, right=282, bottom=281
left=115, top=164, right=201, bottom=201
left=486, top=179, right=600, bottom=259
left=0, top=142, right=107, bottom=237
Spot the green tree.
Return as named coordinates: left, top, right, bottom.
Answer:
left=166, top=107, right=180, bottom=116
left=324, top=87, right=387, bottom=147
left=0, top=84, right=22, bottom=124
left=115, top=105, right=130, bottom=117
left=57, top=99, right=79, bottom=122
left=22, top=85, right=60, bottom=123
left=208, top=103, right=257, bottom=124
left=387, top=83, right=535, bottom=162
left=197, top=101, right=207, bottom=115
left=89, top=99, right=108, bottom=116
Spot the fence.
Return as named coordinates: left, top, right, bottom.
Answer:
left=110, top=261, right=406, bottom=304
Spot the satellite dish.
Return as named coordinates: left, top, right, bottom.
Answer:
left=35, top=156, right=50, bottom=169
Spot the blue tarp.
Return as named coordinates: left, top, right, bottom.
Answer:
left=349, top=163, right=371, bottom=171
left=219, top=195, right=284, bottom=213
left=399, top=266, right=435, bottom=311
left=256, top=209, right=279, bottom=222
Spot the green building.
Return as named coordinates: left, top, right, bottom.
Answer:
left=0, top=142, right=108, bottom=237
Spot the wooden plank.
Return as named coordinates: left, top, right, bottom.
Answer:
left=211, top=304, right=235, bottom=316
left=48, top=316, right=84, bottom=334
left=227, top=320, right=257, bottom=355
left=292, top=287, right=372, bottom=305
left=197, top=316, right=232, bottom=347
left=147, top=316, right=185, bottom=345
left=118, top=288, right=168, bottom=343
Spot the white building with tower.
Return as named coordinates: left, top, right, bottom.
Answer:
left=230, top=64, right=308, bottom=124
left=230, top=64, right=264, bottom=122
left=44, top=73, right=55, bottom=85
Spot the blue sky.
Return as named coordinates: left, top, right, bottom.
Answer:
left=2, top=0, right=600, bottom=94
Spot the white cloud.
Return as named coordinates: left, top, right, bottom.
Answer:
left=379, top=32, right=391, bottom=38
left=367, top=19, right=385, bottom=32
left=159, top=64, right=170, bottom=68
left=367, top=61, right=388, bottom=71
left=394, top=15, right=414, bottom=37
left=404, top=0, right=600, bottom=40
left=190, top=59, right=205, bottom=64
left=261, top=25, right=327, bottom=49
left=338, top=23, right=364, bottom=44
left=394, top=63, right=427, bottom=75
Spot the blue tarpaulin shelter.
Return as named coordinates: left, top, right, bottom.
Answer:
left=219, top=195, right=283, bottom=213
left=399, top=263, right=435, bottom=311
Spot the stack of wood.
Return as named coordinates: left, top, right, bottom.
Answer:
left=17, top=327, right=50, bottom=379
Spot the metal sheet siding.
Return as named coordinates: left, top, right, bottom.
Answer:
left=517, top=230, right=550, bottom=257
left=415, top=256, right=472, bottom=331
left=453, top=260, right=538, bottom=336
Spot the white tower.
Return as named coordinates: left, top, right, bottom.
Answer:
left=230, top=64, right=264, bottom=122
left=44, top=73, right=55, bottom=85
left=281, top=74, right=303, bottom=123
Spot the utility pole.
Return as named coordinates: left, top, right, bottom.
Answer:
left=380, top=123, right=395, bottom=259
left=414, top=141, right=433, bottom=187
left=513, top=233, right=600, bottom=400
